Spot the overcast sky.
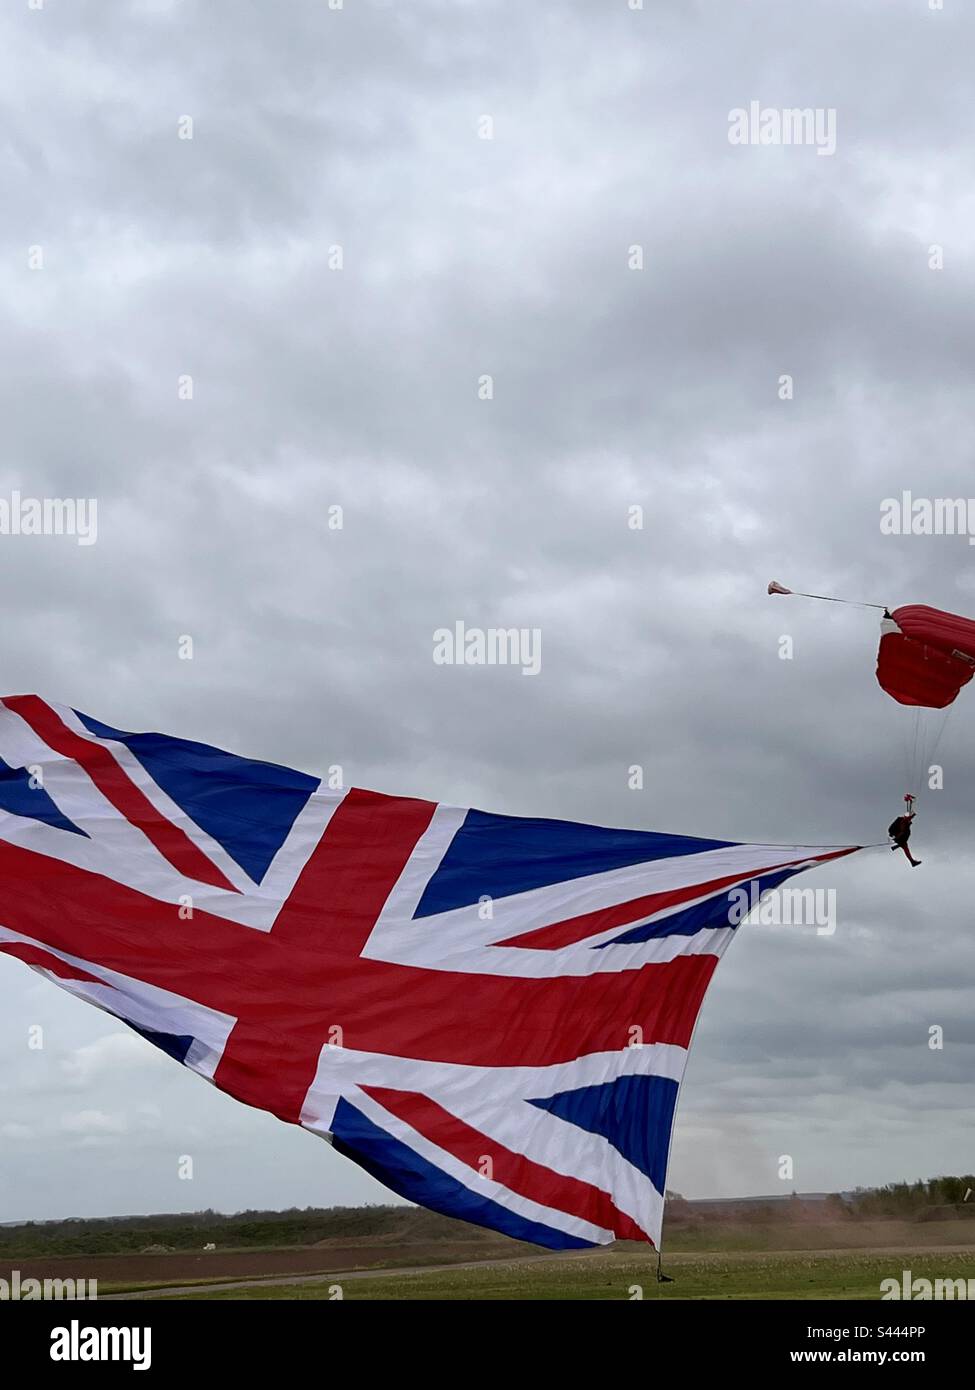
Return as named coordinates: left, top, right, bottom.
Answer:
left=1, top=0, right=973, bottom=1225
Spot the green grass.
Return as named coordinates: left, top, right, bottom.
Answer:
left=180, top=1249, right=975, bottom=1301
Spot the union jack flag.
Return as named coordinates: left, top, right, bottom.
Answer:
left=0, top=696, right=859, bottom=1249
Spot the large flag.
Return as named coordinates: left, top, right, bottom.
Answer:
left=0, top=696, right=859, bottom=1249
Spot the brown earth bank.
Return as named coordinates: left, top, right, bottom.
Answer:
left=915, top=1203, right=975, bottom=1223
left=1, top=1239, right=528, bottom=1289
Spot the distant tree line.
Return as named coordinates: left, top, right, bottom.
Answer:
left=846, top=1176, right=975, bottom=1218
left=0, top=1204, right=455, bottom=1258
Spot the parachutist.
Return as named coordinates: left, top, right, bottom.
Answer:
left=888, top=811, right=921, bottom=867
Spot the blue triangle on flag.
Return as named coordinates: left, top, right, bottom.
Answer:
left=0, top=758, right=87, bottom=837
left=414, top=808, right=736, bottom=918
left=126, top=1022, right=196, bottom=1065
left=529, top=1073, right=679, bottom=1193
left=74, top=710, right=317, bottom=885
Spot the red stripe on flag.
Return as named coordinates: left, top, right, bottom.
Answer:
left=268, top=788, right=438, bottom=953
left=3, top=695, right=238, bottom=893
left=0, top=941, right=102, bottom=984
left=363, top=1085, right=652, bottom=1244
left=497, top=848, right=859, bottom=950
left=213, top=788, right=439, bottom=1121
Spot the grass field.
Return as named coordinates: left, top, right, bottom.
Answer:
left=175, top=1247, right=975, bottom=1301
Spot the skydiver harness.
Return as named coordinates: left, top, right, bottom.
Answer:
left=888, top=795, right=916, bottom=845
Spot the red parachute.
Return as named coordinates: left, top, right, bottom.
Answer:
left=768, top=581, right=975, bottom=710
left=768, top=583, right=975, bottom=833
left=876, top=606, right=975, bottom=709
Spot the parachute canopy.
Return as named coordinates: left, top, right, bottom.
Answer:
left=767, top=582, right=975, bottom=713
left=876, top=605, right=975, bottom=709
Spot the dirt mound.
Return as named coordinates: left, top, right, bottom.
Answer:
left=915, top=1204, right=975, bottom=1224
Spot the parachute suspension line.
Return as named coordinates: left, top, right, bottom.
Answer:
left=767, top=581, right=887, bottom=611
left=897, top=707, right=921, bottom=815
left=925, top=707, right=953, bottom=782
left=911, top=707, right=921, bottom=802
left=909, top=706, right=953, bottom=812
left=897, top=703, right=952, bottom=816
